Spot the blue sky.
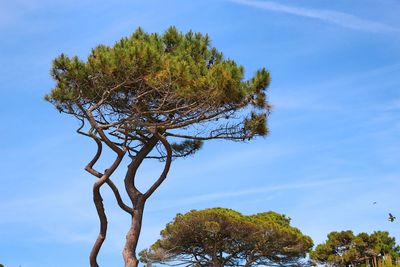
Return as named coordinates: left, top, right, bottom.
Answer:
left=1, top=0, right=400, bottom=266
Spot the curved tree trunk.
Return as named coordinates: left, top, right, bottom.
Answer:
left=123, top=200, right=145, bottom=267
left=89, top=153, right=124, bottom=267
left=89, top=189, right=107, bottom=267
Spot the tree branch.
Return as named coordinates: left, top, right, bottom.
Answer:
left=76, top=120, right=132, bottom=213
left=165, top=131, right=248, bottom=141
left=77, top=103, right=125, bottom=155
left=143, top=131, right=172, bottom=200
left=124, top=136, right=159, bottom=205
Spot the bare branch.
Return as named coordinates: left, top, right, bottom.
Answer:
left=124, top=136, right=159, bottom=204
left=76, top=120, right=132, bottom=213
left=143, top=131, right=172, bottom=200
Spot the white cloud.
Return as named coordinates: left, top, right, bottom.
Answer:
left=230, top=0, right=399, bottom=33
left=147, top=178, right=347, bottom=212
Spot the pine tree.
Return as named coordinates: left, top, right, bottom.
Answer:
left=140, top=208, right=313, bottom=267
left=45, top=26, right=271, bottom=267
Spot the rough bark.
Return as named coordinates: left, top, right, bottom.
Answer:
left=122, top=131, right=172, bottom=267
left=123, top=199, right=145, bottom=267
left=89, top=187, right=107, bottom=267
left=89, top=153, right=125, bottom=267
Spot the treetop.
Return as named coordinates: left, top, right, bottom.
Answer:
left=45, top=26, right=271, bottom=155
left=142, top=207, right=313, bottom=266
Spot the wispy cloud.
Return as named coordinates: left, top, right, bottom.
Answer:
left=0, top=0, right=86, bottom=31
left=147, top=178, right=347, bottom=212
left=230, top=0, right=399, bottom=33
left=272, top=62, right=400, bottom=112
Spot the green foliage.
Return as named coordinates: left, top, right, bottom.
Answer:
left=311, top=230, right=400, bottom=267
left=371, top=231, right=400, bottom=259
left=45, top=26, right=271, bottom=151
left=48, top=27, right=246, bottom=104
left=140, top=208, right=313, bottom=266
left=170, top=139, right=203, bottom=158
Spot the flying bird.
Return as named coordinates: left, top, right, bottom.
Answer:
left=388, top=213, right=396, bottom=222
left=373, top=202, right=377, bottom=205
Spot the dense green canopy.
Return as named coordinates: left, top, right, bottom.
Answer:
left=140, top=208, right=313, bottom=267
left=45, top=26, right=271, bottom=159
left=310, top=230, right=400, bottom=267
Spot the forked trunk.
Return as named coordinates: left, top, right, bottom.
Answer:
left=123, top=201, right=145, bottom=267
left=122, top=132, right=171, bottom=267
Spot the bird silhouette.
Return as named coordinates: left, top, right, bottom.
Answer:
left=388, top=213, right=396, bottom=222
left=373, top=202, right=377, bottom=205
